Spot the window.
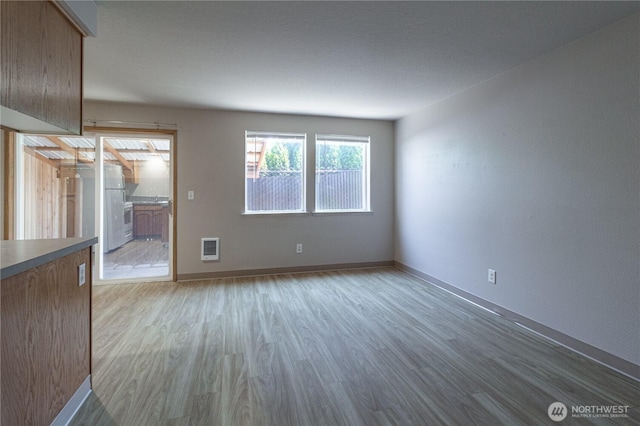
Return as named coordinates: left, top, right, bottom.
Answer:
left=245, top=131, right=306, bottom=213
left=315, top=134, right=370, bottom=212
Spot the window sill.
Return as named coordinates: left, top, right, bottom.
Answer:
left=241, top=210, right=373, bottom=217
left=242, top=211, right=310, bottom=217
left=312, top=210, right=373, bottom=216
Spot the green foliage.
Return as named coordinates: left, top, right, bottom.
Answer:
left=286, top=142, right=302, bottom=171
left=317, top=143, right=363, bottom=171
left=317, top=144, right=339, bottom=170
left=338, top=145, right=363, bottom=170
left=262, top=142, right=290, bottom=171
left=261, top=141, right=364, bottom=173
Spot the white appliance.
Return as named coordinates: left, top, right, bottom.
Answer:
left=74, top=164, right=96, bottom=240
left=104, top=164, right=126, bottom=252
left=123, top=202, right=133, bottom=243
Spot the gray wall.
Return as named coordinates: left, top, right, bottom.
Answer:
left=85, top=102, right=394, bottom=276
left=395, top=14, right=639, bottom=366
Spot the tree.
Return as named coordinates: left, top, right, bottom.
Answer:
left=263, top=142, right=289, bottom=172
left=285, top=142, right=302, bottom=171
left=317, top=143, right=339, bottom=170
left=338, top=145, right=363, bottom=170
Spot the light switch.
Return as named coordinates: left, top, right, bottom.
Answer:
left=188, top=190, right=195, bottom=200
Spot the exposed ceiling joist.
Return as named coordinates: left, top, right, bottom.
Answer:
left=145, top=140, right=157, bottom=154
left=47, top=136, right=93, bottom=164
left=103, top=140, right=133, bottom=170
left=23, top=146, right=59, bottom=169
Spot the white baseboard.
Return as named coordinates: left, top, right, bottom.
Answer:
left=51, top=375, right=92, bottom=426
left=395, top=262, right=640, bottom=381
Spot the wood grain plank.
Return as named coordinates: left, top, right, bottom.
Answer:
left=71, top=268, right=640, bottom=425
left=2, top=248, right=90, bottom=425
left=0, top=1, right=82, bottom=134
left=219, top=353, right=251, bottom=426
left=248, top=341, right=311, bottom=426
left=291, top=359, right=339, bottom=425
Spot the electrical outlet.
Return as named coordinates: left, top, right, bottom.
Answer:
left=488, top=269, right=496, bottom=284
left=78, top=263, right=86, bottom=286
left=188, top=190, right=195, bottom=200
left=296, top=243, right=303, bottom=254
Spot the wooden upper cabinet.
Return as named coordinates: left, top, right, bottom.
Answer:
left=1, top=0, right=83, bottom=134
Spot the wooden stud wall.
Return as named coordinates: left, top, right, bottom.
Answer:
left=23, top=149, right=64, bottom=239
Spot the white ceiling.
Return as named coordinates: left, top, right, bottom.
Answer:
left=85, top=1, right=640, bottom=120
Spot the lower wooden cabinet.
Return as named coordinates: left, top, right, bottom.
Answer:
left=133, top=204, right=169, bottom=242
left=1, top=242, right=93, bottom=425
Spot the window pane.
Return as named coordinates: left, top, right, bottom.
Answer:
left=245, top=131, right=305, bottom=212
left=315, top=134, right=370, bottom=211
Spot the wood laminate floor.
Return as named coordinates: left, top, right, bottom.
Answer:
left=72, top=268, right=640, bottom=425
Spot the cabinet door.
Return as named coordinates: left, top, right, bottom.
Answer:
left=151, top=210, right=163, bottom=237
left=133, top=207, right=163, bottom=238
left=134, top=209, right=151, bottom=238
left=0, top=1, right=83, bottom=134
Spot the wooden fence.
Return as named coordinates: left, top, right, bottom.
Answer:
left=316, top=170, right=364, bottom=210
left=246, top=171, right=303, bottom=211
left=246, top=170, right=363, bottom=211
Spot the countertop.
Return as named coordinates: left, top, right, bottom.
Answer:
left=1, top=237, right=98, bottom=280
left=132, top=201, right=169, bottom=206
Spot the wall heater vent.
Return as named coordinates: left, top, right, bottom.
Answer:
left=201, top=238, right=219, bottom=261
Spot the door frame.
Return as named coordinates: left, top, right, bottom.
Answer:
left=86, top=126, right=177, bottom=282
left=2, top=127, right=16, bottom=240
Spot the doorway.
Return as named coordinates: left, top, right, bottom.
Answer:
left=97, top=134, right=174, bottom=281
left=12, top=129, right=176, bottom=282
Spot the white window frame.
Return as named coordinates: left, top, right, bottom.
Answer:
left=244, top=131, right=307, bottom=214
left=314, top=134, right=371, bottom=213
